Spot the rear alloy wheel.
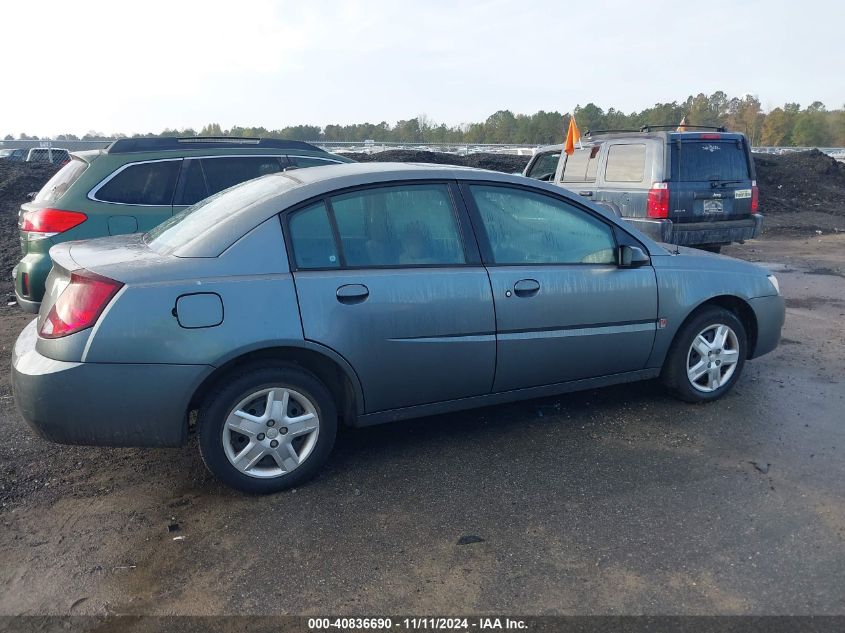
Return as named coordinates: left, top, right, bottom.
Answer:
left=662, top=307, right=747, bottom=403
left=198, top=366, right=337, bottom=493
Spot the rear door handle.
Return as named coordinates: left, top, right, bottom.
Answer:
left=578, top=191, right=593, bottom=197
left=513, top=279, right=540, bottom=297
left=336, top=284, right=369, bottom=304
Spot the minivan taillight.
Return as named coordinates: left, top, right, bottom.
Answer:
left=647, top=182, right=670, bottom=219
left=20, top=208, right=87, bottom=237
left=40, top=271, right=123, bottom=339
left=751, top=180, right=759, bottom=214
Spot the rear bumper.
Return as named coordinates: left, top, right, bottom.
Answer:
left=748, top=294, right=785, bottom=359
left=11, top=319, right=211, bottom=447
left=628, top=215, right=763, bottom=246
left=13, top=251, right=52, bottom=312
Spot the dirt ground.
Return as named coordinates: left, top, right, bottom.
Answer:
left=0, top=233, right=843, bottom=615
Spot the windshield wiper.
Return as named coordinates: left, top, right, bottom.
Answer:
left=710, top=179, right=745, bottom=188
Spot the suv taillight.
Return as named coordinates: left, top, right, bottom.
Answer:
left=751, top=180, right=759, bottom=214
left=647, top=182, right=669, bottom=219
left=20, top=208, right=87, bottom=238
left=40, top=271, right=123, bottom=339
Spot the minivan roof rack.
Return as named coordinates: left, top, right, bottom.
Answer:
left=106, top=137, right=323, bottom=154
left=640, top=125, right=727, bottom=132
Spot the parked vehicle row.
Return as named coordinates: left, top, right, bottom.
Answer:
left=13, top=137, right=352, bottom=311
left=1, top=147, right=70, bottom=163
left=12, top=162, right=785, bottom=493
left=522, top=127, right=762, bottom=253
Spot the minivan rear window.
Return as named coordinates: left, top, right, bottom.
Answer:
left=672, top=141, right=750, bottom=182
left=35, top=158, right=88, bottom=203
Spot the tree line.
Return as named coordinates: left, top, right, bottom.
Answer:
left=7, top=92, right=845, bottom=147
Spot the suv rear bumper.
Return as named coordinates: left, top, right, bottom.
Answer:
left=13, top=252, right=52, bottom=313
left=12, top=318, right=210, bottom=447
left=627, top=215, right=763, bottom=246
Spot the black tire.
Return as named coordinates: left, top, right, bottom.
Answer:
left=198, top=364, right=337, bottom=494
left=661, top=307, right=747, bottom=403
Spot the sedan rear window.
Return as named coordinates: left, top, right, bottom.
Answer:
left=672, top=141, right=750, bottom=182
left=145, top=175, right=295, bottom=254
left=35, top=158, right=88, bottom=203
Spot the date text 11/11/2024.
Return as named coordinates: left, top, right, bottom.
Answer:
left=307, top=617, right=528, bottom=630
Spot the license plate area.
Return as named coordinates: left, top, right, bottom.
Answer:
left=703, top=200, right=724, bottom=214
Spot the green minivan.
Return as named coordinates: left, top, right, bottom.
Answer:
left=15, top=137, right=352, bottom=312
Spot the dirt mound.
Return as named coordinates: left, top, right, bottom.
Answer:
left=754, top=150, right=845, bottom=216
left=0, top=162, right=61, bottom=298
left=0, top=160, right=60, bottom=205
left=753, top=150, right=845, bottom=236
left=344, top=150, right=531, bottom=174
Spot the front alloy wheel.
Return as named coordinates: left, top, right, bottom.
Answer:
left=686, top=324, right=741, bottom=393
left=662, top=307, right=747, bottom=403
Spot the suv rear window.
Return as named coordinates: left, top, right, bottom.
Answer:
left=671, top=141, right=750, bottom=182
left=95, top=160, right=181, bottom=205
left=35, top=158, right=88, bottom=203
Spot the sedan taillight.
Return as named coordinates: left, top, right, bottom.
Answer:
left=40, top=271, right=123, bottom=339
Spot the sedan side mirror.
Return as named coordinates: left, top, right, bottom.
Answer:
left=26, top=191, right=37, bottom=201
left=619, top=245, right=650, bottom=268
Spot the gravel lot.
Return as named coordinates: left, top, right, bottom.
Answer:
left=1, top=234, right=843, bottom=616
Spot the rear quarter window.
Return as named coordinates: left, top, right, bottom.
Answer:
left=94, top=160, right=181, bottom=205
left=671, top=141, right=750, bottom=181
left=604, top=144, right=646, bottom=183
left=35, top=158, right=88, bottom=203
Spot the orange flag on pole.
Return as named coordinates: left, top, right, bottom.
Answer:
left=564, top=115, right=581, bottom=155
left=677, top=116, right=687, bottom=132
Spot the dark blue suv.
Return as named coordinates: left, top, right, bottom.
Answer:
left=523, top=127, right=762, bottom=252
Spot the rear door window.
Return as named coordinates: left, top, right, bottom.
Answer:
left=562, top=148, right=599, bottom=183
left=35, top=158, right=88, bottom=203
left=526, top=152, right=561, bottom=180
left=200, top=156, right=284, bottom=195
left=95, top=160, right=181, bottom=205
left=604, top=144, right=646, bottom=182
left=288, top=202, right=340, bottom=269
left=671, top=141, right=750, bottom=182
left=329, top=184, right=466, bottom=268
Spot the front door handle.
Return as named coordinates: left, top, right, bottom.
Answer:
left=578, top=190, right=593, bottom=197
left=513, top=279, right=540, bottom=297
left=336, top=284, right=369, bottom=304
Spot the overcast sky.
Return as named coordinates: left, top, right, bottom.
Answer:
left=2, top=0, right=843, bottom=137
